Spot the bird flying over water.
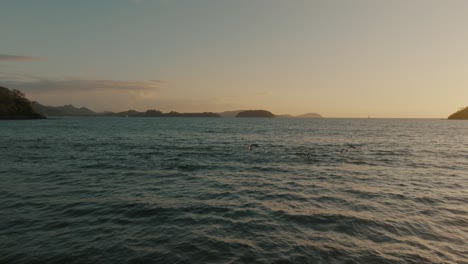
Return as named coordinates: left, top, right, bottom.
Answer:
left=340, top=144, right=357, bottom=155
left=248, top=144, right=260, bottom=151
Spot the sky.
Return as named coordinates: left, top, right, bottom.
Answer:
left=1, top=0, right=468, bottom=118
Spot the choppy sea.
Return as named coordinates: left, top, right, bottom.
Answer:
left=1, top=117, right=467, bottom=263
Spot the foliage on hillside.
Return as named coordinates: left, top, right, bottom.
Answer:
left=0, top=86, right=45, bottom=119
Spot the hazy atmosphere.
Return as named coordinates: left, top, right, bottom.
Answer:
left=2, top=0, right=468, bottom=117
left=2, top=2, right=468, bottom=263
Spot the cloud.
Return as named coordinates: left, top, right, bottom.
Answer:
left=150, top=79, right=166, bottom=84
left=0, top=71, right=166, bottom=111
left=0, top=72, right=163, bottom=93
left=25, top=78, right=160, bottom=92
left=0, top=54, right=42, bottom=61
left=0, top=71, right=41, bottom=81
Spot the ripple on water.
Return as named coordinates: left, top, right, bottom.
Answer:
left=1, top=118, right=467, bottom=263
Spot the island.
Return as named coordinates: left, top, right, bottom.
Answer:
left=0, top=86, right=45, bottom=119
left=236, top=110, right=275, bottom=118
left=448, top=107, right=468, bottom=120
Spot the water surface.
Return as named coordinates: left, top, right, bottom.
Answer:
left=1, top=118, right=467, bottom=263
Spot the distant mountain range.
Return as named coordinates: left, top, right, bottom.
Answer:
left=0, top=86, right=324, bottom=119
left=32, top=102, right=96, bottom=116
left=4, top=86, right=465, bottom=120
left=30, top=103, right=324, bottom=118
left=12, top=86, right=465, bottom=120
left=31, top=102, right=220, bottom=117
left=107, top=110, right=220, bottom=118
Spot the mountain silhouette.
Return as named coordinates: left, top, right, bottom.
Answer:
left=32, top=102, right=96, bottom=116
left=107, top=110, right=220, bottom=117
left=448, top=107, right=468, bottom=120
left=218, top=110, right=244, bottom=117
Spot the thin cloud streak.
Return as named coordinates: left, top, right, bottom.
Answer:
left=0, top=72, right=165, bottom=111
left=0, top=54, right=43, bottom=61
left=6, top=79, right=163, bottom=92
left=0, top=72, right=164, bottom=93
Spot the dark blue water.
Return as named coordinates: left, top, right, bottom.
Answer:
left=1, top=118, right=467, bottom=263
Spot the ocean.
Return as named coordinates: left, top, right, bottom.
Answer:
left=1, top=117, right=467, bottom=263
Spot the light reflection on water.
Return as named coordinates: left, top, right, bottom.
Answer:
left=0, top=118, right=467, bottom=263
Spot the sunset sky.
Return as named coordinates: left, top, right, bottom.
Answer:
left=1, top=0, right=468, bottom=118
